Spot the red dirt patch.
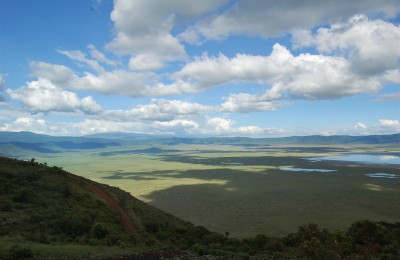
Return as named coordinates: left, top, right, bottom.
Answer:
left=86, top=180, right=138, bottom=235
left=67, top=172, right=138, bottom=235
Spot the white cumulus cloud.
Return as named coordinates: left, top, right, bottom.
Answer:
left=221, top=92, right=282, bottom=113
left=107, top=0, right=227, bottom=65
left=353, top=122, right=367, bottom=130
left=72, top=70, right=182, bottom=97
left=379, top=119, right=400, bottom=133
left=105, top=99, right=211, bottom=121
left=375, top=92, right=400, bottom=102
left=175, top=43, right=382, bottom=103
left=7, top=78, right=101, bottom=113
left=0, top=74, right=6, bottom=104
left=87, top=44, right=118, bottom=67
left=187, top=0, right=398, bottom=40
left=0, top=116, right=60, bottom=135
left=29, top=61, right=75, bottom=87
left=293, top=15, right=400, bottom=75
left=58, top=49, right=105, bottom=73
left=203, top=117, right=283, bottom=136
left=0, top=74, right=5, bottom=89
left=128, top=54, right=164, bottom=71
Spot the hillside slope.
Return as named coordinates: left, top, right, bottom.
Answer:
left=0, top=156, right=399, bottom=259
left=0, top=156, right=210, bottom=258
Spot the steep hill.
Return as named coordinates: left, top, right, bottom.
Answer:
left=0, top=156, right=399, bottom=259
left=0, top=156, right=213, bottom=259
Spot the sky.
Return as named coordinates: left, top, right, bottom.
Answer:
left=0, top=0, right=399, bottom=137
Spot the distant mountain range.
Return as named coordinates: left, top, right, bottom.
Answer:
left=84, top=132, right=400, bottom=145
left=0, top=131, right=121, bottom=157
left=192, top=133, right=400, bottom=145
left=0, top=131, right=399, bottom=145
left=85, top=131, right=173, bottom=140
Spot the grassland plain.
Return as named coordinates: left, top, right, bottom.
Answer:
left=27, top=142, right=400, bottom=238
left=2, top=155, right=400, bottom=259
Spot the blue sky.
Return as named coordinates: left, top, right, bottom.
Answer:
left=0, top=0, right=399, bottom=137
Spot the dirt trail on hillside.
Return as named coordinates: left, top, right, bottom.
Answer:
left=86, top=180, right=138, bottom=235
left=68, top=173, right=138, bottom=235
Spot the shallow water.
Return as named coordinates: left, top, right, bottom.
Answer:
left=279, top=167, right=337, bottom=172
left=309, top=154, right=400, bottom=164
left=365, top=173, right=399, bottom=179
left=221, top=162, right=244, bottom=166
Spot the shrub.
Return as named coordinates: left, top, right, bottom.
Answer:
left=13, top=189, right=36, bottom=204
left=187, top=225, right=210, bottom=239
left=0, top=198, right=14, bottom=211
left=348, top=220, right=384, bottom=249
left=202, top=232, right=227, bottom=245
left=90, top=223, right=109, bottom=239
left=6, top=245, right=33, bottom=260
left=192, top=243, right=209, bottom=255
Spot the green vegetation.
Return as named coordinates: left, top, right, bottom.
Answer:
left=31, top=145, right=399, bottom=238
left=1, top=156, right=399, bottom=259
left=1, top=131, right=399, bottom=238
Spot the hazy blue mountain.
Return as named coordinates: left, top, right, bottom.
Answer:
left=0, top=132, right=121, bottom=157
left=261, top=134, right=400, bottom=145
left=84, top=132, right=173, bottom=140
left=0, top=131, right=399, bottom=147
left=166, top=134, right=400, bottom=145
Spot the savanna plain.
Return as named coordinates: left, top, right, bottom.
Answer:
left=30, top=140, right=400, bottom=238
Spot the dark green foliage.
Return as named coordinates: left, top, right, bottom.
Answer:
left=348, top=220, right=384, bottom=247
left=3, top=245, right=33, bottom=260
left=62, top=186, right=72, bottom=198
left=0, top=156, right=399, bottom=259
left=53, top=213, right=93, bottom=238
left=347, top=221, right=400, bottom=259
left=29, top=158, right=36, bottom=166
left=202, top=232, right=227, bottom=245
left=0, top=198, right=14, bottom=211
left=0, top=157, right=124, bottom=245
left=187, top=225, right=209, bottom=239
left=90, top=223, right=109, bottom=239
left=13, top=188, right=36, bottom=203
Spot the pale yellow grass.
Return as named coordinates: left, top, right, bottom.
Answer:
left=36, top=152, right=249, bottom=201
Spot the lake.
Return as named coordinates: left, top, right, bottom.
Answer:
left=279, top=167, right=337, bottom=172
left=308, top=154, right=400, bottom=164
left=365, top=173, right=399, bottom=179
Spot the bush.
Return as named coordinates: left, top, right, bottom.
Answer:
left=265, top=238, right=284, bottom=252
left=155, top=230, right=172, bottom=241
left=250, top=234, right=268, bottom=251
left=192, top=243, right=209, bottom=255
left=90, top=223, right=109, bottom=239
left=52, top=214, right=92, bottom=238
left=0, top=198, right=14, bottom=211
left=299, top=236, right=339, bottom=259
left=13, top=189, right=36, bottom=204
left=144, top=220, right=164, bottom=233
left=348, top=220, right=384, bottom=247
left=187, top=225, right=210, bottom=239
left=6, top=245, right=33, bottom=260
left=202, top=232, right=227, bottom=245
